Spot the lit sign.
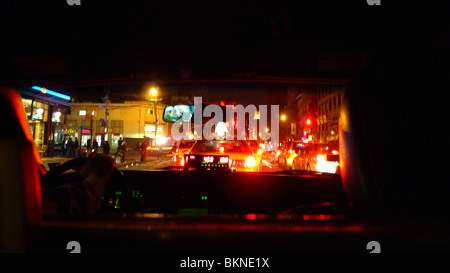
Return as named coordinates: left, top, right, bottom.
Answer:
left=145, top=125, right=162, bottom=132
left=184, top=154, right=229, bottom=170
left=201, top=155, right=229, bottom=167
left=52, top=111, right=62, bottom=122
left=203, top=156, right=214, bottom=164
left=31, top=86, right=71, bottom=101
left=32, top=108, right=44, bottom=120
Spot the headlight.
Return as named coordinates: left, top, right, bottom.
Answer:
left=244, top=156, right=256, bottom=168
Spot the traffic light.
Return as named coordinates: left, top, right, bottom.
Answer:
left=304, top=117, right=315, bottom=127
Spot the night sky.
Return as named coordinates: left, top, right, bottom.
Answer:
left=1, top=0, right=448, bottom=102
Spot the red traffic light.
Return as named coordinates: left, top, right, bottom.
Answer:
left=304, top=117, right=315, bottom=127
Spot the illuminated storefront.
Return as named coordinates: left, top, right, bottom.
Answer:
left=68, top=101, right=168, bottom=152
left=20, top=87, right=71, bottom=157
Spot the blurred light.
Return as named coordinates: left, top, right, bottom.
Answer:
left=317, top=154, right=325, bottom=162
left=244, top=156, right=256, bottom=168
left=306, top=118, right=311, bottom=125
left=317, top=161, right=339, bottom=174
left=244, top=214, right=265, bottom=220
left=203, top=156, right=214, bottom=163
left=281, top=115, right=286, bottom=121
left=332, top=150, right=339, bottom=155
left=156, top=136, right=170, bottom=145
left=150, top=88, right=157, bottom=96
left=215, top=121, right=228, bottom=136
left=31, top=86, right=71, bottom=101
left=219, top=156, right=229, bottom=164
left=288, top=157, right=294, bottom=165
left=219, top=147, right=224, bottom=154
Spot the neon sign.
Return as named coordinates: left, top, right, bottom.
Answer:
left=31, top=86, right=71, bottom=101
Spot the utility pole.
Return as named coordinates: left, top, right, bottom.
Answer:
left=101, top=86, right=110, bottom=145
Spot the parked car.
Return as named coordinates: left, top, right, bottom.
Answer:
left=246, top=139, right=263, bottom=166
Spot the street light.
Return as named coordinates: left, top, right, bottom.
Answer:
left=150, top=88, right=157, bottom=97
left=280, top=114, right=287, bottom=141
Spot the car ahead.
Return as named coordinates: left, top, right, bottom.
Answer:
left=292, top=143, right=340, bottom=174
left=246, top=139, right=263, bottom=166
left=278, top=140, right=306, bottom=169
left=184, top=139, right=259, bottom=172
left=171, top=140, right=196, bottom=166
left=272, top=144, right=284, bottom=164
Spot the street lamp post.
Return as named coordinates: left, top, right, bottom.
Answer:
left=150, top=88, right=158, bottom=146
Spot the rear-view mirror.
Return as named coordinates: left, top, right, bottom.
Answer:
left=163, top=105, right=193, bottom=122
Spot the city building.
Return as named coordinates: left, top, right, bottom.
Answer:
left=286, top=84, right=347, bottom=144
left=19, top=86, right=71, bottom=157
left=286, top=86, right=317, bottom=142
left=317, top=85, right=346, bottom=143
left=66, top=100, right=169, bottom=153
